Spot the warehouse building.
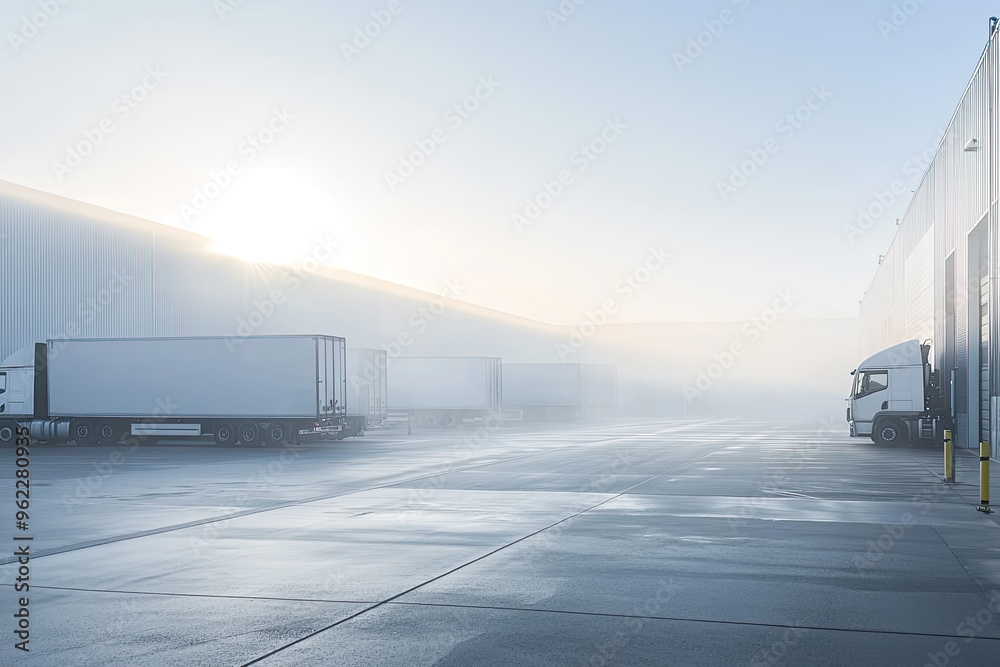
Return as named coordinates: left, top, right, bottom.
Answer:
left=859, top=28, right=999, bottom=455
left=0, top=179, right=570, bottom=377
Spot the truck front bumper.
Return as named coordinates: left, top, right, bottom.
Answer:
left=848, top=420, right=872, bottom=437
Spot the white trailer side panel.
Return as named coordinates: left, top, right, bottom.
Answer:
left=503, top=364, right=582, bottom=407
left=47, top=336, right=338, bottom=418
left=387, top=357, right=501, bottom=411
left=347, top=348, right=388, bottom=418
left=503, top=363, right=617, bottom=408
left=583, top=364, right=618, bottom=408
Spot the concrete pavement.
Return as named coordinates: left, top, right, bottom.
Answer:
left=2, top=419, right=1000, bottom=665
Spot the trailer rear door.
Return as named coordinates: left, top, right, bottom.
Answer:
left=316, top=336, right=346, bottom=418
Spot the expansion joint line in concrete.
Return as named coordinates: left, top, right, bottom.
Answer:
left=17, top=584, right=1000, bottom=648
left=239, top=444, right=731, bottom=666
left=386, top=600, right=1000, bottom=643
left=0, top=430, right=698, bottom=566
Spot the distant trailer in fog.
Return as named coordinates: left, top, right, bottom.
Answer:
left=344, top=348, right=388, bottom=438
left=502, top=363, right=618, bottom=421
left=387, top=356, right=502, bottom=427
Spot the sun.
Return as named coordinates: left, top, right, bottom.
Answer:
left=195, top=167, right=348, bottom=266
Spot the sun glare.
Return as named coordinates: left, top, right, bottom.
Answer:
left=199, top=168, right=347, bottom=266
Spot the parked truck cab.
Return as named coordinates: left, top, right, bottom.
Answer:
left=848, top=339, right=948, bottom=445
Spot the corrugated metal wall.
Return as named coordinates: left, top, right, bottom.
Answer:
left=0, top=183, right=274, bottom=357
left=1, top=189, right=157, bottom=357
left=859, top=33, right=997, bottom=450
left=1, top=180, right=569, bottom=372
left=904, top=228, right=935, bottom=345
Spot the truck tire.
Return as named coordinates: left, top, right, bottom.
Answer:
left=214, top=421, right=237, bottom=447
left=98, top=422, right=120, bottom=445
left=426, top=414, right=439, bottom=427
left=72, top=419, right=99, bottom=446
left=442, top=413, right=456, bottom=428
left=264, top=422, right=288, bottom=447
left=0, top=420, right=17, bottom=445
left=873, top=419, right=907, bottom=446
left=238, top=421, right=262, bottom=447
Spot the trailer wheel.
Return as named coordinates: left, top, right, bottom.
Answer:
left=214, top=421, right=237, bottom=447
left=264, top=422, right=288, bottom=447
left=97, top=422, right=120, bottom=444
left=72, top=419, right=99, bottom=446
left=874, top=419, right=907, bottom=446
left=442, top=413, right=457, bottom=428
left=0, top=420, right=17, bottom=445
left=238, top=421, right=262, bottom=447
left=426, top=414, right=439, bottom=427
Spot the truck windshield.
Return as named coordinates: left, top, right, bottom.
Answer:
left=855, top=370, right=888, bottom=398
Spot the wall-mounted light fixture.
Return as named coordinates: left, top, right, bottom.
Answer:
left=965, top=138, right=981, bottom=152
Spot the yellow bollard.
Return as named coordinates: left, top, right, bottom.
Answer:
left=944, top=430, right=954, bottom=483
left=979, top=442, right=992, bottom=514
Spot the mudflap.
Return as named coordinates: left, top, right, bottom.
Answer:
left=344, top=416, right=366, bottom=438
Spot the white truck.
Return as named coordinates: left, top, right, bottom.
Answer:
left=847, top=339, right=950, bottom=445
left=0, top=335, right=347, bottom=447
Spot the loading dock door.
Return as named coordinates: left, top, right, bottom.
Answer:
left=982, top=268, right=991, bottom=444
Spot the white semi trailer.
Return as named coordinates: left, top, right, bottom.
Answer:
left=847, top=339, right=950, bottom=445
left=343, top=348, right=388, bottom=438
left=0, top=335, right=347, bottom=447
left=387, top=356, right=502, bottom=427
left=502, top=363, right=618, bottom=421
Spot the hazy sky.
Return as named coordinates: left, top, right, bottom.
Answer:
left=0, top=0, right=994, bottom=325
